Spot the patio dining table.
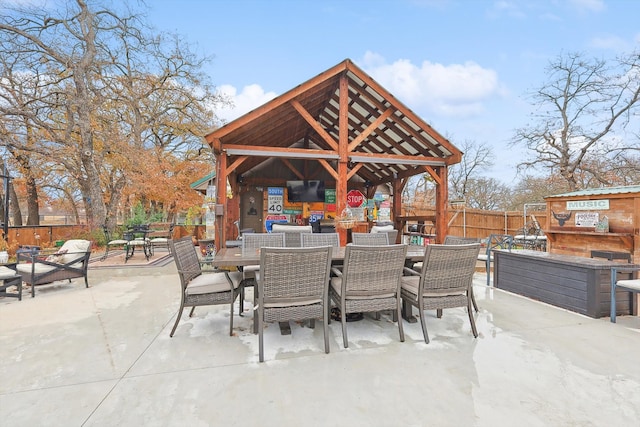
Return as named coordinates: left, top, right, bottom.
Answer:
left=210, top=246, right=426, bottom=268
left=210, top=245, right=427, bottom=326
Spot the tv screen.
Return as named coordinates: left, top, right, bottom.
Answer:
left=286, top=180, right=325, bottom=202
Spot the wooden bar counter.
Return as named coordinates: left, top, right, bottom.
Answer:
left=493, top=249, right=639, bottom=319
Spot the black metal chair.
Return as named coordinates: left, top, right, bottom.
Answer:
left=479, top=234, right=513, bottom=287
left=610, top=266, right=640, bottom=323
left=148, top=223, right=175, bottom=255
left=15, top=239, right=92, bottom=298
left=101, top=225, right=128, bottom=260
left=124, top=224, right=151, bottom=263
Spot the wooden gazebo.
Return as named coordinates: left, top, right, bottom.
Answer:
left=205, top=59, right=463, bottom=247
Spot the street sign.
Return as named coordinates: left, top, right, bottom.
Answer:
left=267, top=187, right=284, bottom=214
left=265, top=214, right=288, bottom=232
left=347, top=190, right=365, bottom=208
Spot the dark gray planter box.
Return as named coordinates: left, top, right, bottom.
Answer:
left=494, top=249, right=637, bottom=318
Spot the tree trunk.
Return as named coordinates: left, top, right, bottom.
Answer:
left=9, top=183, right=21, bottom=226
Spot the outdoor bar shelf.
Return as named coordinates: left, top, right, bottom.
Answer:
left=544, top=230, right=634, bottom=249
left=493, top=249, right=639, bottom=319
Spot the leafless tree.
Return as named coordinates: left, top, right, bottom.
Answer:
left=460, top=177, right=511, bottom=211
left=448, top=139, right=494, bottom=203
left=511, top=51, right=640, bottom=191
left=508, top=175, right=571, bottom=211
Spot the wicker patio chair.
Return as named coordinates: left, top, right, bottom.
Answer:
left=444, top=235, right=479, bottom=245
left=271, top=224, right=313, bottom=247
left=301, top=232, right=340, bottom=248
left=329, top=244, right=408, bottom=348
left=302, top=232, right=343, bottom=273
left=241, top=233, right=286, bottom=330
left=257, top=246, right=333, bottom=362
left=412, top=235, right=479, bottom=273
left=241, top=233, right=286, bottom=283
left=168, top=236, right=242, bottom=337
left=351, top=232, right=389, bottom=246
left=427, top=235, right=483, bottom=313
left=371, top=225, right=399, bottom=245
left=478, top=234, right=513, bottom=286
left=385, top=229, right=399, bottom=244
left=401, top=243, right=480, bottom=344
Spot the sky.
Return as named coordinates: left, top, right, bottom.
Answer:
left=146, top=0, right=640, bottom=185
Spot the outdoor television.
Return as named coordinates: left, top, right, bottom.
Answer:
left=286, top=180, right=325, bottom=203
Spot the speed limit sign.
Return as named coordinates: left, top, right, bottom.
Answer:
left=268, top=187, right=283, bottom=213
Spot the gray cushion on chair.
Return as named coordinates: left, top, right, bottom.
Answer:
left=16, top=263, right=59, bottom=274
left=271, top=224, right=312, bottom=233
left=59, top=240, right=92, bottom=264
left=617, top=279, right=640, bottom=291
left=0, top=266, right=19, bottom=279
left=399, top=275, right=420, bottom=296
left=370, top=225, right=394, bottom=233
left=186, top=271, right=242, bottom=295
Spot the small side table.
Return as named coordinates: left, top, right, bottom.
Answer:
left=0, top=263, right=22, bottom=301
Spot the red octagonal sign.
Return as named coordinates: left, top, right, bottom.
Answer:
left=347, top=190, right=365, bottom=207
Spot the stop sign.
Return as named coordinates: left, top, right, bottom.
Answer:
left=347, top=190, right=365, bottom=207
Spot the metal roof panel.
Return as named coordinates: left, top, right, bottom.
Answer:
left=545, top=185, right=640, bottom=198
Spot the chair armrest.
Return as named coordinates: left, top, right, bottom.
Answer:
left=612, top=266, right=640, bottom=275
left=177, top=269, right=203, bottom=276
left=17, top=251, right=47, bottom=263
left=403, top=267, right=420, bottom=276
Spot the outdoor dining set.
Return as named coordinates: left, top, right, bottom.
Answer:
left=169, top=229, right=482, bottom=362
left=102, top=223, right=174, bottom=263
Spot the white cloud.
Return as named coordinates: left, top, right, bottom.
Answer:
left=568, top=0, right=605, bottom=13
left=215, top=84, right=277, bottom=123
left=490, top=1, right=526, bottom=19
left=359, top=52, right=504, bottom=118
left=589, top=34, right=631, bottom=52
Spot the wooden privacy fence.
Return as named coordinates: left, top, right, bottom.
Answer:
left=403, top=207, right=549, bottom=241
left=2, top=224, right=207, bottom=251
left=3, top=209, right=548, bottom=249
left=3, top=225, right=90, bottom=249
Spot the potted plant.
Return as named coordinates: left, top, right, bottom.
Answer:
left=0, top=234, right=12, bottom=264
left=184, top=205, right=204, bottom=245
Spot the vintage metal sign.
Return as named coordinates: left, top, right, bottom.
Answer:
left=575, top=212, right=599, bottom=227
left=267, top=187, right=284, bottom=214
left=566, top=200, right=609, bottom=210
left=347, top=190, right=365, bottom=208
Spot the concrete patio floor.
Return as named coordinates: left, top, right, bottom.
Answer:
left=1, top=260, right=639, bottom=426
